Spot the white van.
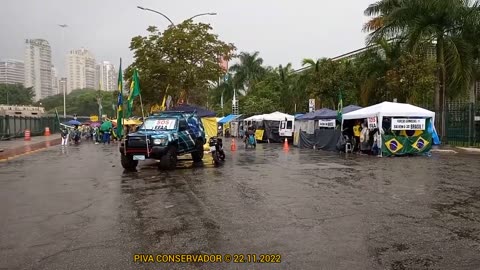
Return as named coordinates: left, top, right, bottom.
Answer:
left=279, top=119, right=294, bottom=138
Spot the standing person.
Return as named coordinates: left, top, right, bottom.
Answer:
left=353, top=120, right=361, bottom=152
left=61, top=128, right=69, bottom=146
left=93, top=127, right=100, bottom=144
left=360, top=122, right=370, bottom=154
left=103, top=128, right=111, bottom=144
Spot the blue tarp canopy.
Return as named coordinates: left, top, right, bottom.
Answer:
left=297, top=108, right=336, bottom=120
left=164, top=104, right=216, bottom=118
left=294, top=114, right=304, bottom=119
left=218, top=114, right=240, bottom=124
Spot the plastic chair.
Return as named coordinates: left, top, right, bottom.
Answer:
left=345, top=143, right=353, bottom=153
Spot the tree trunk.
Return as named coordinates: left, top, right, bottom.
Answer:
left=436, top=35, right=446, bottom=140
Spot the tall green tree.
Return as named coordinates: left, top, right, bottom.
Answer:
left=0, top=84, right=35, bottom=105
left=126, top=21, right=235, bottom=108
left=37, top=89, right=115, bottom=116
left=364, top=0, right=480, bottom=137
left=229, top=51, right=266, bottom=94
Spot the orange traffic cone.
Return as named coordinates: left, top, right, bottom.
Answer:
left=231, top=138, right=237, bottom=151
left=24, top=129, right=31, bottom=141
left=283, top=138, right=289, bottom=151
left=44, top=127, right=51, bottom=136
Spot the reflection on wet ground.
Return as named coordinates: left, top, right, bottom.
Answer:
left=0, top=141, right=479, bottom=269
left=0, top=138, right=61, bottom=160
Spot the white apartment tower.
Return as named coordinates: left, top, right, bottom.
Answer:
left=98, top=61, right=117, bottom=91
left=51, top=65, right=59, bottom=95
left=24, top=39, right=53, bottom=101
left=59, top=77, right=67, bottom=96
left=66, top=48, right=96, bottom=93
left=0, top=59, right=25, bottom=85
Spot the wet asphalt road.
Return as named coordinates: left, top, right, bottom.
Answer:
left=1, top=141, right=480, bottom=270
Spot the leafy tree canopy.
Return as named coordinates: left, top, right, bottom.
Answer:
left=0, top=84, right=35, bottom=105
left=125, top=21, right=236, bottom=110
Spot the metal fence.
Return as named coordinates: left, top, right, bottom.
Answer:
left=0, top=115, right=60, bottom=140
left=445, top=102, right=480, bottom=147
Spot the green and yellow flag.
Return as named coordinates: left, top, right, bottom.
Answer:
left=116, top=59, right=123, bottom=138
left=336, top=90, right=343, bottom=122
left=126, top=69, right=140, bottom=118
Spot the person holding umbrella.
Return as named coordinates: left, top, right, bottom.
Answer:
left=100, top=120, right=113, bottom=144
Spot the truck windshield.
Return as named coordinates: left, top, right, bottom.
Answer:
left=140, top=118, right=177, bottom=131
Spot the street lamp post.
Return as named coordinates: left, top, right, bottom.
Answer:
left=137, top=6, right=216, bottom=26
left=58, top=24, right=68, bottom=119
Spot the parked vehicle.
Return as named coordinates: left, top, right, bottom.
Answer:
left=119, top=112, right=206, bottom=170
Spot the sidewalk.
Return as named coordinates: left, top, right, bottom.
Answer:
left=0, top=135, right=60, bottom=152
left=0, top=135, right=61, bottom=160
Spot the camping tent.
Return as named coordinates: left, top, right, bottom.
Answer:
left=297, top=108, right=336, bottom=120
left=342, top=102, right=434, bottom=121
left=218, top=114, right=242, bottom=137
left=218, top=114, right=241, bottom=124
left=244, top=111, right=294, bottom=122
left=243, top=111, right=294, bottom=142
left=342, top=101, right=436, bottom=156
left=294, top=106, right=363, bottom=149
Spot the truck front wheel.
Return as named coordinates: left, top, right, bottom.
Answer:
left=159, top=146, right=177, bottom=170
left=121, top=154, right=138, bottom=170
left=191, top=139, right=204, bottom=162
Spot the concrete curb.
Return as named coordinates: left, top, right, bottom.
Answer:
left=431, top=149, right=458, bottom=154
left=457, top=147, right=480, bottom=153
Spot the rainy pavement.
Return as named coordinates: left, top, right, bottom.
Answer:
left=0, top=141, right=480, bottom=270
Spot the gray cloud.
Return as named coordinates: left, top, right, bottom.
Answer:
left=0, top=0, right=373, bottom=76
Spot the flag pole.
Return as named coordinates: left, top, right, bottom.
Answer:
left=135, top=68, right=149, bottom=157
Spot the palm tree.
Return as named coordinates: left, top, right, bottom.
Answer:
left=355, top=39, right=403, bottom=105
left=364, top=0, right=480, bottom=138
left=229, top=51, right=266, bottom=93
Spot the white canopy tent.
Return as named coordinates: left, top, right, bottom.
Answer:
left=342, top=101, right=435, bottom=156
left=342, top=102, right=435, bottom=121
left=244, top=111, right=294, bottom=121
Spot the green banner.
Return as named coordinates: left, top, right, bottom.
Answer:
left=382, top=133, right=432, bottom=156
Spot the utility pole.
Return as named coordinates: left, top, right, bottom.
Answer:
left=58, top=24, right=68, bottom=119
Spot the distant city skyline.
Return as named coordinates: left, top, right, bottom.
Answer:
left=24, top=39, right=52, bottom=101
left=0, top=59, right=24, bottom=85
left=66, top=48, right=96, bottom=93
left=1, top=0, right=374, bottom=78
left=1, top=36, right=124, bottom=101
left=96, top=61, right=117, bottom=91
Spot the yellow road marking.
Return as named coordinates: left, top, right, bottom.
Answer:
left=0, top=144, right=56, bottom=162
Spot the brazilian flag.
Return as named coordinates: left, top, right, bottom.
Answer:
left=336, top=91, right=343, bottom=122
left=116, top=59, right=123, bottom=138
left=126, top=69, right=140, bottom=118
left=411, top=136, right=430, bottom=151
left=384, top=137, right=404, bottom=154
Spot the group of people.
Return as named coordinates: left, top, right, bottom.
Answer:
left=350, top=120, right=382, bottom=156
left=60, top=123, right=119, bottom=146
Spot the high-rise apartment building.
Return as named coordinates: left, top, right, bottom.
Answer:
left=0, top=59, right=24, bottom=85
left=24, top=39, right=53, bottom=101
left=59, top=77, right=67, bottom=96
left=66, top=48, right=96, bottom=93
left=98, top=61, right=117, bottom=91
left=51, top=65, right=59, bottom=95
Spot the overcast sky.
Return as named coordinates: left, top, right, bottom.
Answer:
left=1, top=0, right=373, bottom=77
